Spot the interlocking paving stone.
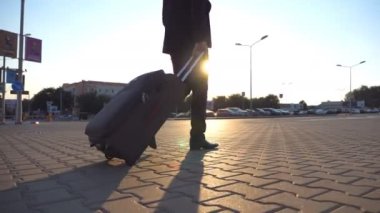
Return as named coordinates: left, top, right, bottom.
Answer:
left=0, top=180, right=16, bottom=191
left=131, top=170, right=170, bottom=181
left=226, top=174, right=279, bottom=187
left=200, top=174, right=237, bottom=188
left=231, top=167, right=279, bottom=177
left=307, top=179, right=372, bottom=196
left=148, top=196, right=221, bottom=212
left=215, top=182, right=280, bottom=201
left=116, top=176, right=154, bottom=190
left=24, top=187, right=80, bottom=206
left=34, top=199, right=91, bottom=213
left=204, top=194, right=281, bottom=212
left=330, top=205, right=363, bottom=213
left=90, top=197, right=154, bottom=213
left=314, top=191, right=380, bottom=212
left=165, top=183, right=231, bottom=202
left=263, top=180, right=328, bottom=198
left=204, top=168, right=242, bottom=179
left=265, top=172, right=319, bottom=185
left=342, top=170, right=380, bottom=181
left=304, top=171, right=361, bottom=184
left=1, top=116, right=380, bottom=212
left=119, top=184, right=178, bottom=204
left=24, top=179, right=63, bottom=192
left=140, top=175, right=193, bottom=190
left=363, top=188, right=380, bottom=199
left=0, top=201, right=37, bottom=213
left=351, top=178, right=380, bottom=188
left=0, top=189, right=22, bottom=203
left=0, top=174, right=13, bottom=182
left=78, top=185, right=132, bottom=206
left=259, top=192, right=339, bottom=212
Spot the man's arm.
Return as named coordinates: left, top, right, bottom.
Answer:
left=191, top=0, right=211, bottom=55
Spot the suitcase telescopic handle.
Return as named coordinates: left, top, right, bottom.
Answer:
left=176, top=51, right=205, bottom=82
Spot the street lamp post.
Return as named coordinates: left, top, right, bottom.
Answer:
left=236, top=35, right=268, bottom=110
left=336, top=60, right=366, bottom=113
left=15, top=0, right=26, bottom=124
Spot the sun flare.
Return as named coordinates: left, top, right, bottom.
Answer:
left=201, top=60, right=210, bottom=74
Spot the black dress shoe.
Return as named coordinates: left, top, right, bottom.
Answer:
left=190, top=138, right=218, bottom=150
left=148, top=137, right=157, bottom=149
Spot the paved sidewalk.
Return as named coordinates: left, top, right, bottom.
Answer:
left=0, top=115, right=380, bottom=212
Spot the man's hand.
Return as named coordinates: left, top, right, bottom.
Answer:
left=192, top=41, right=208, bottom=56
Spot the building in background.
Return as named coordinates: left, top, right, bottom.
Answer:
left=319, top=101, right=344, bottom=110
left=62, top=80, right=127, bottom=116
left=62, top=80, right=127, bottom=97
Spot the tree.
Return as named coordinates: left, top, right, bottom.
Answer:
left=30, top=87, right=73, bottom=113
left=346, top=85, right=380, bottom=107
left=56, top=87, right=74, bottom=113
left=262, top=94, right=280, bottom=108
left=228, top=94, right=249, bottom=109
left=76, top=92, right=111, bottom=115
left=22, top=99, right=31, bottom=113
left=212, top=94, right=280, bottom=110
left=299, top=100, right=308, bottom=110
left=212, top=96, right=228, bottom=111
left=31, top=87, right=56, bottom=112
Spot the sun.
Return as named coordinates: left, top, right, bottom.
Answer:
left=201, top=60, right=210, bottom=74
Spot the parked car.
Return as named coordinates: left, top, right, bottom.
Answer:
left=176, top=111, right=191, bottom=118
left=350, top=108, right=361, bottom=114
left=315, top=109, right=327, bottom=115
left=262, top=108, right=282, bottom=116
left=278, top=109, right=290, bottom=115
left=245, top=109, right=258, bottom=116
left=254, top=108, right=271, bottom=116
left=206, top=110, right=216, bottom=117
left=326, top=108, right=338, bottom=114
left=216, top=108, right=234, bottom=117
left=296, top=110, right=308, bottom=115
left=226, top=107, right=248, bottom=116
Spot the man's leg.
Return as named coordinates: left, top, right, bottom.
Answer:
left=189, top=56, right=208, bottom=139
left=170, top=51, right=218, bottom=150
left=187, top=55, right=218, bottom=150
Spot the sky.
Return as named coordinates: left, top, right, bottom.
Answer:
left=1, top=0, right=379, bottom=105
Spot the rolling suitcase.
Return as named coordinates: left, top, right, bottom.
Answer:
left=85, top=52, right=205, bottom=165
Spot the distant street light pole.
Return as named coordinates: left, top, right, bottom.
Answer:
left=236, top=35, right=268, bottom=110
left=15, top=0, right=26, bottom=124
left=336, top=60, right=366, bottom=113
left=1, top=57, right=5, bottom=124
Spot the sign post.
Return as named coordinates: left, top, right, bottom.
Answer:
left=1, top=56, right=6, bottom=124
left=25, top=37, right=42, bottom=62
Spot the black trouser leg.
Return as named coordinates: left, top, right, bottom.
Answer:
left=170, top=51, right=208, bottom=141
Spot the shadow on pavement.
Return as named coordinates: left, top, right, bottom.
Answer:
left=154, top=150, right=210, bottom=213
left=0, top=160, right=132, bottom=212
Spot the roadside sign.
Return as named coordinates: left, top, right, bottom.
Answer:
left=25, top=37, right=42, bottom=62
left=0, top=30, right=18, bottom=58
left=12, top=81, right=23, bottom=91
left=10, top=90, right=29, bottom=95
left=6, top=69, right=18, bottom=84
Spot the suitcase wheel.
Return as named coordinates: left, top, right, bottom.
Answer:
left=96, top=144, right=106, bottom=151
left=105, top=153, right=114, bottom=160
left=103, top=146, right=115, bottom=160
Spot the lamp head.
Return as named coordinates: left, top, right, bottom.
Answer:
left=261, top=35, right=268, bottom=40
